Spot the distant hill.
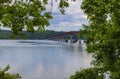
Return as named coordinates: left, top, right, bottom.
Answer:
left=0, top=30, right=80, bottom=39
left=0, top=30, right=65, bottom=39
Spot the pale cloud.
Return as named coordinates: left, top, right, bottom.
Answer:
left=72, top=13, right=87, bottom=20
left=46, top=0, right=88, bottom=31
left=46, top=25, right=82, bottom=31
left=65, top=0, right=87, bottom=21
left=45, top=20, right=82, bottom=31
left=66, top=0, right=82, bottom=14
left=58, top=21, right=82, bottom=27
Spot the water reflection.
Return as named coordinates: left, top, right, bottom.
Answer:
left=63, top=44, right=84, bottom=52
left=0, top=40, right=92, bottom=79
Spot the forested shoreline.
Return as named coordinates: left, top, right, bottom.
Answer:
left=0, top=30, right=80, bottom=39
left=0, top=30, right=62, bottom=39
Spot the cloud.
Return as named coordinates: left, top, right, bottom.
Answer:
left=45, top=0, right=88, bottom=31
left=45, top=20, right=82, bottom=31
left=1, top=0, right=88, bottom=32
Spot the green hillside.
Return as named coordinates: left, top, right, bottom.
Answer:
left=0, top=30, right=66, bottom=39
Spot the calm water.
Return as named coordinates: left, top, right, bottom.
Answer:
left=0, top=40, right=91, bottom=79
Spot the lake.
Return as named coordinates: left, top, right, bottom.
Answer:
left=0, top=40, right=91, bottom=79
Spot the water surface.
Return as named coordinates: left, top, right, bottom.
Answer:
left=0, top=40, right=91, bottom=79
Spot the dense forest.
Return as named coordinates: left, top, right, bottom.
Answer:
left=0, top=30, right=62, bottom=39
left=0, top=30, right=80, bottom=39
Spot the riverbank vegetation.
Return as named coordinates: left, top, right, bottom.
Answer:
left=0, top=30, right=62, bottom=39
left=0, top=65, right=21, bottom=79
left=70, top=0, right=120, bottom=79
left=0, top=30, right=80, bottom=39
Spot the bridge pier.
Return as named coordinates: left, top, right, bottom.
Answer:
left=69, top=35, right=73, bottom=43
left=59, top=35, right=82, bottom=45
left=78, top=39, right=81, bottom=44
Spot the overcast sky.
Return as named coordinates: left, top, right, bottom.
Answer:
left=1, top=0, right=88, bottom=32
left=45, top=0, right=88, bottom=31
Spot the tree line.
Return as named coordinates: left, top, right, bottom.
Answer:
left=0, top=30, right=80, bottom=39
left=0, top=30, right=62, bottom=39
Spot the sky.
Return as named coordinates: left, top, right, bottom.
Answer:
left=1, top=0, right=88, bottom=32
left=45, top=0, right=88, bottom=32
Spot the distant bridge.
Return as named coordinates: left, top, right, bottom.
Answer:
left=46, top=31, right=81, bottom=43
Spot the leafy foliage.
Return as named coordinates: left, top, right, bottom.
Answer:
left=0, top=65, right=21, bottom=79
left=70, top=68, right=105, bottom=79
left=0, top=0, right=53, bottom=36
left=70, top=0, right=120, bottom=79
left=0, top=0, right=75, bottom=36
